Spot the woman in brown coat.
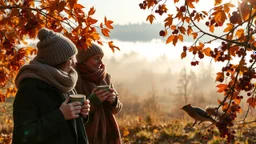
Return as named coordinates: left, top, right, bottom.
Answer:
left=75, top=43, right=123, bottom=144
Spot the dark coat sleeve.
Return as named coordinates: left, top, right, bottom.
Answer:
left=12, top=85, right=67, bottom=144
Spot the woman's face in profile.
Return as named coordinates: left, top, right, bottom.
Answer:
left=83, top=54, right=103, bottom=72
left=60, top=56, right=76, bottom=73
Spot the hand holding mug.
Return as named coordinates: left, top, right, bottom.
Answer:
left=59, top=98, right=82, bottom=120
left=80, top=100, right=90, bottom=117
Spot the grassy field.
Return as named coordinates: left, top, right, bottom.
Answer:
left=1, top=97, right=256, bottom=144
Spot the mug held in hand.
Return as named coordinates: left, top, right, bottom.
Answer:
left=69, top=94, right=86, bottom=105
left=96, top=85, right=110, bottom=92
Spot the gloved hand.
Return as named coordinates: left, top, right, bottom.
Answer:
left=181, top=104, right=217, bottom=127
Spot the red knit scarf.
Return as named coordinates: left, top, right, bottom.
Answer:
left=76, top=63, right=106, bottom=84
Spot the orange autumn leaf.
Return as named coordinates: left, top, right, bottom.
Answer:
left=101, top=28, right=110, bottom=37
left=164, top=15, right=173, bottom=27
left=213, top=10, right=227, bottom=24
left=178, top=34, right=183, bottom=42
left=105, top=17, right=114, bottom=29
left=216, top=72, right=224, bottom=82
left=166, top=35, right=175, bottom=44
left=235, top=29, right=244, bottom=39
left=181, top=51, right=186, bottom=59
left=178, top=26, right=186, bottom=34
left=187, top=0, right=195, bottom=8
left=88, top=7, right=96, bottom=15
left=202, top=47, right=212, bottom=56
left=146, top=14, right=155, bottom=24
left=73, top=3, right=84, bottom=9
left=247, top=97, right=256, bottom=108
left=108, top=41, right=120, bottom=52
left=223, top=23, right=233, bottom=32
left=214, top=0, right=222, bottom=6
left=191, top=32, right=198, bottom=39
left=187, top=26, right=193, bottom=35
left=216, top=84, right=227, bottom=93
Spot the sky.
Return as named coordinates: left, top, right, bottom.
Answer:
left=77, top=0, right=242, bottom=73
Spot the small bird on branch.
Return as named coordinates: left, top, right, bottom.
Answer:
left=181, top=104, right=217, bottom=127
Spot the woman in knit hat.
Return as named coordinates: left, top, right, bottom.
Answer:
left=75, top=43, right=123, bottom=144
left=12, top=28, right=90, bottom=144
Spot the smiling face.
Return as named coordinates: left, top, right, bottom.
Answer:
left=83, top=54, right=104, bottom=72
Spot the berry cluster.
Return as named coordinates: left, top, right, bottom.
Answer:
left=210, top=42, right=231, bottom=62
left=205, top=18, right=223, bottom=27
left=216, top=112, right=236, bottom=143
left=139, top=0, right=158, bottom=10
left=237, top=68, right=255, bottom=91
left=249, top=53, right=256, bottom=63
left=154, top=4, right=167, bottom=16
left=139, top=1, right=147, bottom=10
left=190, top=61, right=199, bottom=66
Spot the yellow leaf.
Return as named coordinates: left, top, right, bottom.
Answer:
left=214, top=0, right=222, bottom=6
left=181, top=51, right=186, bottom=59
left=146, top=14, right=155, bottom=24
left=223, top=23, right=233, bottom=32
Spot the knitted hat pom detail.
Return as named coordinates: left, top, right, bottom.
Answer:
left=38, top=28, right=52, bottom=41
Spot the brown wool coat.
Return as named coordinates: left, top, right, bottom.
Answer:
left=75, top=72, right=123, bottom=144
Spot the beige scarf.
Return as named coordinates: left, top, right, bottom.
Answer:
left=15, top=59, right=78, bottom=93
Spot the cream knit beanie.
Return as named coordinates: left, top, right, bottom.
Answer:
left=35, top=28, right=78, bottom=66
left=76, top=43, right=104, bottom=64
